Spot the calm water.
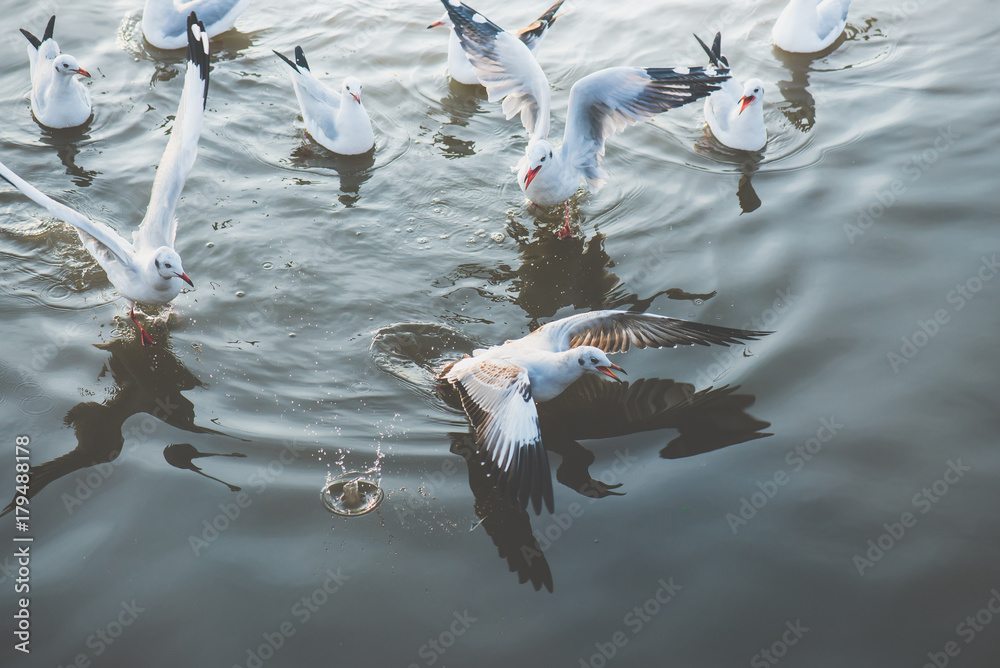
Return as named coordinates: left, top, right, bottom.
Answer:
left=2, top=0, right=999, bottom=666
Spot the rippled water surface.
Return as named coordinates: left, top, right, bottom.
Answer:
left=2, top=0, right=999, bottom=666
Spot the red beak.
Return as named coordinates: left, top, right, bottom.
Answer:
left=597, top=363, right=625, bottom=382
left=738, top=95, right=754, bottom=114
left=176, top=272, right=194, bottom=287
left=74, top=68, right=91, bottom=77
left=427, top=20, right=444, bottom=28
left=524, top=164, right=541, bottom=189
left=351, top=93, right=361, bottom=104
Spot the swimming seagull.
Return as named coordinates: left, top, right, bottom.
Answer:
left=695, top=33, right=766, bottom=152
left=273, top=47, right=375, bottom=156
left=439, top=310, right=771, bottom=513
left=441, top=1, right=730, bottom=240
left=0, top=13, right=210, bottom=346
left=427, top=0, right=565, bottom=86
left=142, top=0, right=251, bottom=50
left=20, top=16, right=92, bottom=129
left=772, top=0, right=852, bottom=53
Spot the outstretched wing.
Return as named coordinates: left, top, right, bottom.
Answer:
left=515, top=0, right=565, bottom=52
left=0, top=160, right=135, bottom=270
left=538, top=310, right=770, bottom=354
left=274, top=47, right=343, bottom=144
left=444, top=357, right=553, bottom=514
left=442, top=0, right=551, bottom=139
left=562, top=65, right=729, bottom=190
left=135, top=13, right=210, bottom=252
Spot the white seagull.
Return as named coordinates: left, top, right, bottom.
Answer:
left=427, top=0, right=565, bottom=86
left=442, top=0, right=730, bottom=239
left=20, top=16, right=92, bottom=129
left=440, top=310, right=770, bottom=513
left=772, top=0, right=852, bottom=53
left=0, top=13, right=210, bottom=346
left=142, top=0, right=251, bottom=50
left=695, top=33, right=766, bottom=152
left=274, top=47, right=375, bottom=156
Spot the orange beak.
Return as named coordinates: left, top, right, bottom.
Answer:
left=427, top=20, right=444, bottom=28
left=738, top=94, right=754, bottom=114
left=597, top=363, right=625, bottom=381
left=176, top=272, right=194, bottom=287
left=524, top=164, right=541, bottom=189
left=351, top=93, right=361, bottom=104
left=74, top=68, right=90, bottom=77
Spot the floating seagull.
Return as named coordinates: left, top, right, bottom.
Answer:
left=772, top=0, right=852, bottom=53
left=695, top=33, right=766, bottom=152
left=442, top=1, right=730, bottom=239
left=20, top=16, right=92, bottom=129
left=439, top=310, right=770, bottom=513
left=0, top=13, right=209, bottom=346
left=274, top=47, right=375, bottom=156
left=142, top=0, right=251, bottom=50
left=427, top=0, right=565, bottom=86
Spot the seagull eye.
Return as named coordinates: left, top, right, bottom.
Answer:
left=165, top=263, right=172, bottom=269
left=578, top=358, right=584, bottom=366
left=154, top=259, right=160, bottom=268
left=540, top=156, right=546, bottom=162
left=590, top=357, right=597, bottom=364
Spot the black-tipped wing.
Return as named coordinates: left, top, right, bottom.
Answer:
left=538, top=310, right=770, bottom=354
left=694, top=32, right=728, bottom=68
left=135, top=13, right=209, bottom=252
left=515, top=0, right=565, bottom=52
left=562, top=65, right=730, bottom=190
left=441, top=0, right=551, bottom=138
left=445, top=357, right=553, bottom=514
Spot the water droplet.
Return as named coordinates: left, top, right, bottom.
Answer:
left=235, top=291, right=245, bottom=298
left=322, top=473, right=384, bottom=516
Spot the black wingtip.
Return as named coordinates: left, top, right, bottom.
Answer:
left=694, top=32, right=727, bottom=68
left=293, top=46, right=309, bottom=71
left=43, top=15, right=55, bottom=42
left=273, top=49, right=298, bottom=73
left=19, top=29, right=40, bottom=50
left=186, top=12, right=210, bottom=108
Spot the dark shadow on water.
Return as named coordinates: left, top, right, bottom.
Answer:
left=1, top=331, right=237, bottom=516
left=36, top=124, right=100, bottom=188
left=289, top=144, right=376, bottom=207
left=164, top=443, right=246, bottom=491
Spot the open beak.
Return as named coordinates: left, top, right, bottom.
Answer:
left=597, top=363, right=625, bottom=382
left=427, top=20, right=444, bottom=28
left=176, top=272, right=194, bottom=287
left=351, top=93, right=361, bottom=104
left=74, top=68, right=90, bottom=77
left=738, top=94, right=754, bottom=114
left=524, top=164, right=541, bottom=189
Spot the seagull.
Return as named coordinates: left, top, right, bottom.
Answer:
left=772, top=0, right=852, bottom=53
left=695, top=33, right=766, bottom=152
left=20, top=16, right=92, bottom=129
left=273, top=47, right=375, bottom=156
left=442, top=1, right=730, bottom=240
left=142, top=0, right=251, bottom=50
left=0, top=13, right=210, bottom=346
left=427, top=0, right=565, bottom=86
left=439, top=310, right=770, bottom=513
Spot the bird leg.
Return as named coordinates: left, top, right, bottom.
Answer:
left=130, top=306, right=156, bottom=346
left=555, top=200, right=575, bottom=239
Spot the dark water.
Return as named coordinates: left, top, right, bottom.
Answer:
left=2, top=0, right=999, bottom=666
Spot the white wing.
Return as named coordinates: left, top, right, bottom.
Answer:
left=143, top=0, right=251, bottom=49
left=0, top=159, right=136, bottom=271
left=274, top=47, right=343, bottom=145
left=536, top=310, right=770, bottom=354
left=514, top=0, right=565, bottom=53
left=135, top=13, right=210, bottom=252
left=562, top=65, right=730, bottom=190
left=444, top=356, right=553, bottom=513
left=442, top=0, right=551, bottom=139
left=816, top=0, right=851, bottom=42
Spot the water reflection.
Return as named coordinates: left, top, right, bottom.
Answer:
left=289, top=145, right=376, bottom=207
left=444, top=374, right=770, bottom=591
left=36, top=125, right=99, bottom=188
left=1, top=331, right=231, bottom=516
left=164, top=443, right=245, bottom=491
left=772, top=46, right=835, bottom=133
left=429, top=81, right=488, bottom=159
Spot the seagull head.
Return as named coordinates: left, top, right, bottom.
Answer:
left=427, top=12, right=452, bottom=29
left=54, top=54, right=89, bottom=78
left=523, top=141, right=554, bottom=189
left=153, top=248, right=193, bottom=288
left=573, top=346, right=626, bottom=382
left=342, top=77, right=363, bottom=104
left=738, top=79, right=765, bottom=115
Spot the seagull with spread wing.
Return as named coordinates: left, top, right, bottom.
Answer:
left=427, top=0, right=565, bottom=86
left=695, top=32, right=766, bottom=152
left=0, top=13, right=210, bottom=345
left=142, top=0, right=251, bottom=50
left=439, top=310, right=770, bottom=513
left=441, top=0, right=731, bottom=239
left=20, top=15, right=92, bottom=129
